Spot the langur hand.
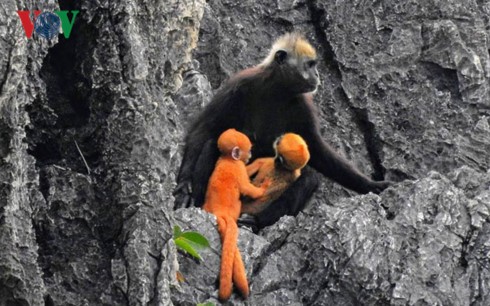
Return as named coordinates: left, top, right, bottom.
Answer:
left=173, top=180, right=194, bottom=209
left=260, top=178, right=272, bottom=190
left=369, top=180, right=392, bottom=194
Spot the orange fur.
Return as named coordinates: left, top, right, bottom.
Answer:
left=203, top=129, right=267, bottom=301
left=294, top=38, right=316, bottom=59
left=242, top=133, right=310, bottom=215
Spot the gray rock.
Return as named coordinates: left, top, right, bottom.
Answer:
left=173, top=169, right=490, bottom=306
left=1, top=0, right=489, bottom=305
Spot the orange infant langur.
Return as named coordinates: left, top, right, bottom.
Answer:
left=242, top=133, right=310, bottom=215
left=202, top=129, right=269, bottom=301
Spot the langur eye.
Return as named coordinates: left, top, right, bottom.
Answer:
left=278, top=155, right=284, bottom=165
left=307, top=60, right=317, bottom=68
left=275, top=50, right=288, bottom=64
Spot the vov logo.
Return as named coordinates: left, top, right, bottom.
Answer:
left=17, top=10, right=79, bottom=40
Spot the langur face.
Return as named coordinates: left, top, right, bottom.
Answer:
left=273, top=135, right=285, bottom=167
left=273, top=49, right=319, bottom=94
left=245, top=149, right=252, bottom=164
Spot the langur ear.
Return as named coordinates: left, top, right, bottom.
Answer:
left=275, top=50, right=288, bottom=64
left=231, top=147, right=241, bottom=160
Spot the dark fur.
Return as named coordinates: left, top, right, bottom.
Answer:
left=174, top=57, right=390, bottom=228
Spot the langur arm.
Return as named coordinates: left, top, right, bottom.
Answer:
left=239, top=166, right=269, bottom=198
left=262, top=182, right=288, bottom=199
left=174, top=130, right=215, bottom=208
left=190, top=139, right=220, bottom=207
left=299, top=121, right=390, bottom=194
left=247, top=183, right=287, bottom=206
left=246, top=158, right=267, bottom=177
left=176, top=128, right=211, bottom=183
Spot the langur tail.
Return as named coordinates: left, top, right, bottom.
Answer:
left=232, top=244, right=249, bottom=298
left=217, top=216, right=236, bottom=301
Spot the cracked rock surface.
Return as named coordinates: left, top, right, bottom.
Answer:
left=174, top=167, right=490, bottom=305
left=1, top=0, right=489, bottom=305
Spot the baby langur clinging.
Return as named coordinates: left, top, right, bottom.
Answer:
left=242, top=133, right=311, bottom=215
left=259, top=33, right=320, bottom=93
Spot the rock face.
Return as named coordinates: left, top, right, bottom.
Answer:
left=0, top=0, right=488, bottom=305
left=174, top=167, right=490, bottom=306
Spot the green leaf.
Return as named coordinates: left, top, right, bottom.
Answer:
left=180, top=232, right=210, bottom=250
left=175, top=237, right=202, bottom=260
left=196, top=302, right=215, bottom=306
left=173, top=226, right=209, bottom=261
left=173, top=225, right=183, bottom=239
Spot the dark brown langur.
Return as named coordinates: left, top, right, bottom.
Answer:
left=174, top=33, right=391, bottom=228
left=242, top=133, right=310, bottom=215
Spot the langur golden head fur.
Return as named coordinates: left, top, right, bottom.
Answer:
left=259, top=33, right=319, bottom=94
left=217, top=129, right=252, bottom=157
left=260, top=32, right=317, bottom=67
left=275, top=133, right=310, bottom=170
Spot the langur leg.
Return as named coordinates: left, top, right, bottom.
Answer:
left=191, top=139, right=219, bottom=207
left=255, top=166, right=320, bottom=228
